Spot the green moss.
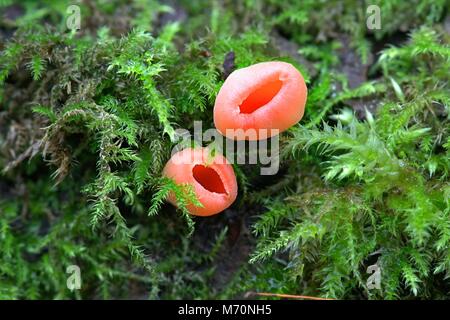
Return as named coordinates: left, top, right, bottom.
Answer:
left=0, top=0, right=448, bottom=299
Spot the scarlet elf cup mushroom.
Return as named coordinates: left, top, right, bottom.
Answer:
left=214, top=61, right=307, bottom=140
left=162, top=147, right=238, bottom=216
left=163, top=61, right=307, bottom=216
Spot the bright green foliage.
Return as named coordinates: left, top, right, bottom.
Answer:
left=0, top=0, right=449, bottom=299
left=164, top=30, right=269, bottom=114
left=260, top=0, right=447, bottom=62
left=251, top=27, right=450, bottom=299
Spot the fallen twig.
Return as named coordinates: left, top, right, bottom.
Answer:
left=246, top=292, right=335, bottom=301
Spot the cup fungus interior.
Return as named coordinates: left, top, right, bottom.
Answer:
left=239, top=79, right=283, bottom=114
left=192, top=164, right=228, bottom=194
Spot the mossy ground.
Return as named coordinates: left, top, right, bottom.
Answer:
left=0, top=0, right=449, bottom=299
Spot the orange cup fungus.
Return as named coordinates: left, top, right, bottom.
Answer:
left=214, top=61, right=307, bottom=140
left=162, top=147, right=238, bottom=216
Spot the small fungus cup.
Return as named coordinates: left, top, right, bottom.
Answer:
left=214, top=61, right=307, bottom=140
left=162, top=147, right=238, bottom=216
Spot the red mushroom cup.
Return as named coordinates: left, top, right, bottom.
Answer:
left=214, top=61, right=307, bottom=140
left=162, top=147, right=238, bottom=216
